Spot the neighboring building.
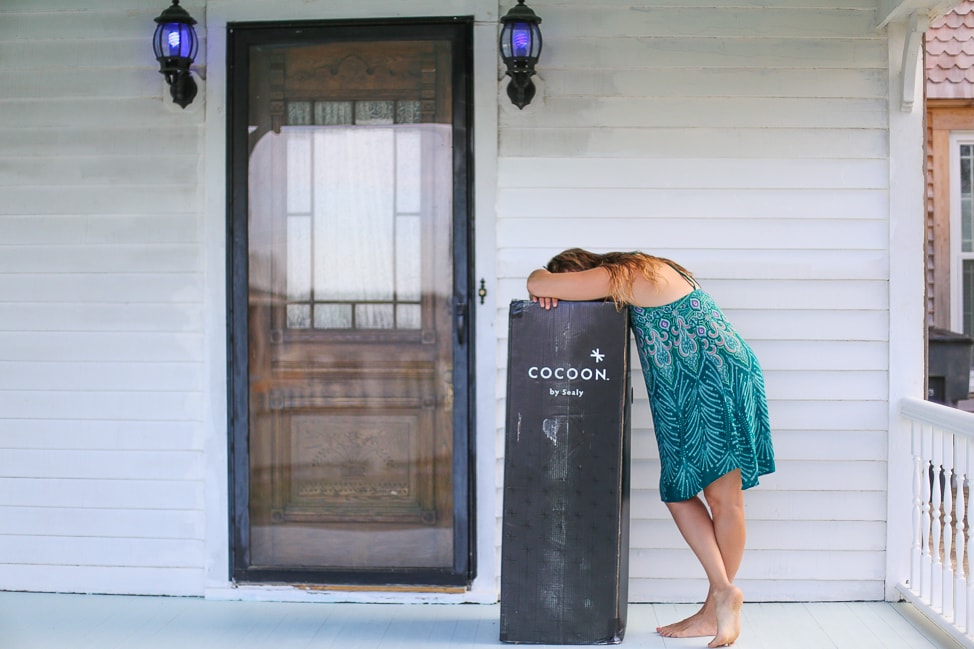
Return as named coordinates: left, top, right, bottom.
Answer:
left=925, top=1, right=974, bottom=405
left=0, top=0, right=947, bottom=605
left=927, top=1, right=974, bottom=335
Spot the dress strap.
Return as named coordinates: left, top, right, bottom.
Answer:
left=664, top=260, right=699, bottom=289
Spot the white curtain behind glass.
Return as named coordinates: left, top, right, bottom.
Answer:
left=282, top=124, right=450, bottom=330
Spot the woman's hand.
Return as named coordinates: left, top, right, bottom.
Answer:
left=527, top=269, right=559, bottom=309
left=530, top=294, right=559, bottom=310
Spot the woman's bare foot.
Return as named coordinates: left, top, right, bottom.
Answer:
left=656, top=602, right=717, bottom=638
left=708, top=586, right=743, bottom=647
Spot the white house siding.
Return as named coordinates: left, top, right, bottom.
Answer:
left=0, top=0, right=504, bottom=601
left=0, top=1, right=208, bottom=595
left=0, top=0, right=921, bottom=604
left=496, top=1, right=894, bottom=602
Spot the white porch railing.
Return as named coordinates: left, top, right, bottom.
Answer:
left=899, top=396, right=974, bottom=648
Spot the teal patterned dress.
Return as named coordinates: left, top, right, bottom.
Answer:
left=630, top=282, right=775, bottom=503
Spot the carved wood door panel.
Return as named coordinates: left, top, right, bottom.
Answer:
left=230, top=22, right=472, bottom=583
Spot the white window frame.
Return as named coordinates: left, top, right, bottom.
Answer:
left=948, top=131, right=974, bottom=333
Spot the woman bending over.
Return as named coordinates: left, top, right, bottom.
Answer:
left=527, top=249, right=775, bottom=648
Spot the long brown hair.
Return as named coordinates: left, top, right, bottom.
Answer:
left=545, top=248, right=693, bottom=306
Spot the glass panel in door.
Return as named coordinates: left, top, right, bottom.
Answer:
left=242, top=33, right=463, bottom=577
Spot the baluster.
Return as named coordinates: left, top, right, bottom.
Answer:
left=932, top=429, right=945, bottom=612
left=943, top=434, right=955, bottom=621
left=967, top=437, right=974, bottom=634
left=956, top=437, right=968, bottom=632
left=964, top=437, right=974, bottom=634
left=911, top=418, right=923, bottom=594
left=922, top=425, right=933, bottom=604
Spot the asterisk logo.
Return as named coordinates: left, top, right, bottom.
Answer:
left=590, top=348, right=605, bottom=363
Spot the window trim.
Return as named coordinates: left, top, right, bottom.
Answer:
left=948, top=131, right=974, bottom=334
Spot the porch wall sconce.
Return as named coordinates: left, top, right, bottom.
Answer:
left=499, top=0, right=543, bottom=109
left=152, top=0, right=199, bottom=108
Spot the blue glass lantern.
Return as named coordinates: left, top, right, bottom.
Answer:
left=152, top=0, right=199, bottom=108
left=499, top=0, right=542, bottom=109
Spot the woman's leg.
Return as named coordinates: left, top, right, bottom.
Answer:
left=657, top=469, right=746, bottom=648
left=656, top=498, right=721, bottom=639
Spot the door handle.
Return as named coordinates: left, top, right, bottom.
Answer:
left=455, top=299, right=468, bottom=346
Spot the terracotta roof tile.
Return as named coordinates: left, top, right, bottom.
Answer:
left=927, top=1, right=974, bottom=100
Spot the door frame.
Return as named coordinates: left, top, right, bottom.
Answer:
left=225, top=17, right=476, bottom=587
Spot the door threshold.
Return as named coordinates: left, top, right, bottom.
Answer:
left=298, top=584, right=467, bottom=594
left=206, top=582, right=493, bottom=604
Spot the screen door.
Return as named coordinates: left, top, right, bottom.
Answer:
left=227, top=19, right=473, bottom=586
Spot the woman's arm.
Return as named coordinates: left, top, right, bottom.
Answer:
left=526, top=267, right=612, bottom=309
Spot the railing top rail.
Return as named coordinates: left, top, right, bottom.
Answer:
left=900, top=396, right=974, bottom=438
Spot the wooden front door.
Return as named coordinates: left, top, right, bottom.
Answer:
left=228, top=20, right=473, bottom=585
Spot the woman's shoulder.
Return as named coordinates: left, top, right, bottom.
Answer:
left=628, top=265, right=695, bottom=308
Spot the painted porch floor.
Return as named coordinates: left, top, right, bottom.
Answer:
left=0, top=591, right=964, bottom=649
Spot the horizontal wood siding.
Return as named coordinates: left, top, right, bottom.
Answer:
left=0, top=1, right=206, bottom=595
left=0, top=0, right=900, bottom=603
left=496, top=0, right=889, bottom=602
